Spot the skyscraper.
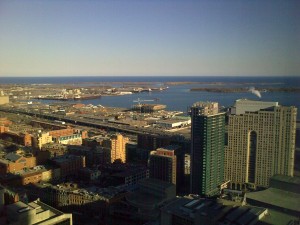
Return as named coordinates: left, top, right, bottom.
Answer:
left=225, top=99, right=297, bottom=190
left=190, top=102, right=225, bottom=196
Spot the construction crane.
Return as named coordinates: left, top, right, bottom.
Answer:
left=133, top=98, right=154, bottom=113
left=133, top=98, right=154, bottom=106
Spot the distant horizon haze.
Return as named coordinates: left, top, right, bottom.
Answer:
left=0, top=74, right=300, bottom=78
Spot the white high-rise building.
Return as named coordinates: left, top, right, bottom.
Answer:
left=225, top=100, right=297, bottom=190
left=230, top=99, right=278, bottom=115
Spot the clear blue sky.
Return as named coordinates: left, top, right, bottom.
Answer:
left=0, top=0, right=299, bottom=77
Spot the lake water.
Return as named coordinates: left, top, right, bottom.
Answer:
left=1, top=76, right=299, bottom=118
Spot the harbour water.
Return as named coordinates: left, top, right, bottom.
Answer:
left=1, top=76, right=299, bottom=118
left=83, top=84, right=300, bottom=117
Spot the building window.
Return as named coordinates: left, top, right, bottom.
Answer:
left=248, top=131, right=257, bottom=183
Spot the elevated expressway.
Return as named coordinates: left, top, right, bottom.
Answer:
left=0, top=106, right=190, bottom=144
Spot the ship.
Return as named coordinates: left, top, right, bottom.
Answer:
left=149, top=87, right=168, bottom=92
left=35, top=94, right=101, bottom=101
left=35, top=95, right=68, bottom=101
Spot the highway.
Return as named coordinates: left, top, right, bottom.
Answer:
left=0, top=106, right=190, bottom=143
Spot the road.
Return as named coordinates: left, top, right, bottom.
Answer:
left=0, top=106, right=190, bottom=143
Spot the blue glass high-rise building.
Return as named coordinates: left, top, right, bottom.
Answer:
left=190, top=102, right=225, bottom=196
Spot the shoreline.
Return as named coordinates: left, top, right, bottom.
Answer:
left=190, top=87, right=300, bottom=93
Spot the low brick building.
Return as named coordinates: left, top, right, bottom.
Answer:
left=49, top=128, right=86, bottom=145
left=26, top=182, right=128, bottom=220
left=0, top=131, right=32, bottom=146
left=0, top=152, right=37, bottom=175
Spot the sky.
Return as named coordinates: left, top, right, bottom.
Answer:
left=0, top=0, right=299, bottom=77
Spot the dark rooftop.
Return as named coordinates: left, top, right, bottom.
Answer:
left=5, top=153, right=22, bottom=162
left=271, top=174, right=300, bottom=185
left=246, top=188, right=300, bottom=212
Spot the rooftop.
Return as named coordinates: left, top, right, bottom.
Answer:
left=235, top=99, right=279, bottom=105
left=34, top=182, right=127, bottom=201
left=246, top=187, right=300, bottom=212
left=271, top=174, right=300, bottom=185
left=6, top=199, right=71, bottom=224
left=126, top=190, right=163, bottom=207
left=139, top=178, right=174, bottom=190
left=257, top=208, right=300, bottom=225
left=16, top=165, right=48, bottom=176
left=156, top=145, right=181, bottom=151
left=161, top=196, right=268, bottom=224
left=52, top=154, right=83, bottom=163
left=5, top=152, right=22, bottom=162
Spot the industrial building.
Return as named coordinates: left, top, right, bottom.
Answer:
left=156, top=117, right=191, bottom=129
left=132, top=104, right=166, bottom=113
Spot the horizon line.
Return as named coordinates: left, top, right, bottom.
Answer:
left=1, top=74, right=299, bottom=78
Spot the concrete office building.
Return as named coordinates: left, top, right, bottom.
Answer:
left=149, top=147, right=177, bottom=185
left=225, top=100, right=297, bottom=189
left=5, top=199, right=72, bottom=225
left=190, top=102, right=225, bottom=196
left=103, top=134, right=129, bottom=163
left=32, top=132, right=53, bottom=150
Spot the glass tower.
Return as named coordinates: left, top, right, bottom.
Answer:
left=190, top=102, right=225, bottom=196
